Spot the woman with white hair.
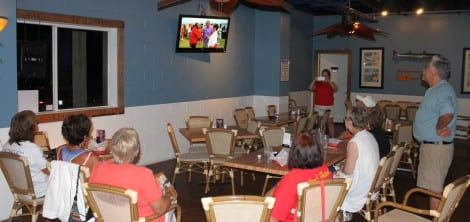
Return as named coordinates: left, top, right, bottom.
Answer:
left=89, top=128, right=177, bottom=222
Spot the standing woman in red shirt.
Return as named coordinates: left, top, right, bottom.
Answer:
left=309, top=69, right=338, bottom=137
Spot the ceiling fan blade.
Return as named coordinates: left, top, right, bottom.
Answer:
left=313, top=23, right=345, bottom=38
left=244, top=0, right=292, bottom=8
left=210, top=0, right=239, bottom=14
left=157, top=0, right=192, bottom=11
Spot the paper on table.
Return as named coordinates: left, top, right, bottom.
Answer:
left=328, top=138, right=342, bottom=149
left=283, top=133, right=292, bottom=147
left=272, top=148, right=290, bottom=167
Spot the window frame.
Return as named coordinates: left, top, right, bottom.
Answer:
left=17, top=9, right=124, bottom=123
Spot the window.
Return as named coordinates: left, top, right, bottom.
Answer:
left=17, top=10, right=124, bottom=123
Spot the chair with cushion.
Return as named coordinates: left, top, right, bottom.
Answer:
left=374, top=175, right=470, bottom=222
left=204, top=128, right=238, bottom=194
left=167, top=123, right=210, bottom=187
left=0, top=151, right=44, bottom=222
left=259, top=127, right=285, bottom=195
left=201, top=195, right=275, bottom=222
left=359, top=151, right=395, bottom=221
left=82, top=182, right=181, bottom=222
left=233, top=108, right=249, bottom=129
left=296, top=178, right=352, bottom=222
left=185, top=115, right=213, bottom=129
left=382, top=145, right=406, bottom=202
left=266, top=105, right=277, bottom=117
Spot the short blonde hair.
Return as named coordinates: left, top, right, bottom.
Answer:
left=111, top=128, right=140, bottom=163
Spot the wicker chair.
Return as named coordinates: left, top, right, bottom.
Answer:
left=382, top=145, right=406, bottom=202
left=167, top=123, right=210, bottom=187
left=259, top=127, right=285, bottom=195
left=201, top=195, right=275, bottom=222
left=204, top=128, right=238, bottom=194
left=374, top=175, right=470, bottom=222
left=233, top=108, right=249, bottom=129
left=0, top=152, right=44, bottom=222
left=82, top=182, right=181, bottom=222
left=296, top=178, right=352, bottom=222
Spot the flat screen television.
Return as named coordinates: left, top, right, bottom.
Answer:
left=175, top=14, right=230, bottom=53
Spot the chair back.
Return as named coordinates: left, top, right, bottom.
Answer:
left=266, top=105, right=277, bottom=116
left=259, top=127, right=285, bottom=148
left=436, top=175, right=470, bottom=222
left=294, top=116, right=309, bottom=136
left=185, top=116, right=213, bottom=129
left=0, top=151, right=37, bottom=198
left=393, top=124, right=413, bottom=146
left=233, top=108, right=249, bottom=129
left=201, top=195, right=275, bottom=222
left=296, top=178, right=352, bottom=222
left=245, top=106, right=255, bottom=119
left=383, top=104, right=401, bottom=122
left=204, top=128, right=237, bottom=158
left=389, top=145, right=405, bottom=178
left=306, top=112, right=319, bottom=132
left=395, top=101, right=410, bottom=111
left=167, top=123, right=181, bottom=155
left=319, top=109, right=331, bottom=133
left=405, top=105, right=419, bottom=122
left=377, top=100, right=394, bottom=110
left=288, top=99, right=297, bottom=112
left=82, top=183, right=142, bottom=222
left=370, top=152, right=395, bottom=196
left=242, top=120, right=261, bottom=148
left=34, top=131, right=51, bottom=152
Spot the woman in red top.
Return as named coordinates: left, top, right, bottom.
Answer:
left=267, top=132, right=333, bottom=222
left=309, top=69, right=338, bottom=137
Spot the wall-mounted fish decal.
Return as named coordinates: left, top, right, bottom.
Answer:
left=393, top=50, right=439, bottom=61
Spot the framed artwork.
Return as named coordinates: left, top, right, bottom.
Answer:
left=359, top=48, right=384, bottom=88
left=461, top=48, right=470, bottom=93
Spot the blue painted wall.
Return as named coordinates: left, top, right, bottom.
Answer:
left=0, top=0, right=314, bottom=127
left=0, top=0, right=17, bottom=127
left=313, top=14, right=470, bottom=98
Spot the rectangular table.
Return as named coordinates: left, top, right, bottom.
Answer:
left=221, top=143, right=347, bottom=176
left=179, top=126, right=258, bottom=143
left=251, top=112, right=297, bottom=127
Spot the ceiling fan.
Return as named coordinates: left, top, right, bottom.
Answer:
left=312, top=0, right=388, bottom=41
left=157, top=0, right=292, bottom=14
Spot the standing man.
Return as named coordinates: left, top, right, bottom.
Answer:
left=202, top=20, right=213, bottom=48
left=413, top=55, right=458, bottom=210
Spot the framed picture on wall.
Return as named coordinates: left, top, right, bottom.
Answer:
left=461, top=48, right=470, bottom=93
left=359, top=48, right=384, bottom=88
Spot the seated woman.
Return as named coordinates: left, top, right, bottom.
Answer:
left=3, top=110, right=49, bottom=197
left=267, top=132, right=332, bottom=222
left=57, top=114, right=99, bottom=171
left=338, top=95, right=390, bottom=157
left=335, top=107, right=380, bottom=221
left=89, top=128, right=176, bottom=222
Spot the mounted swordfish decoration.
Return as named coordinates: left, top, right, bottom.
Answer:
left=393, top=50, right=440, bottom=61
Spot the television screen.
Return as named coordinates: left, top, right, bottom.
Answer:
left=175, top=14, right=230, bottom=53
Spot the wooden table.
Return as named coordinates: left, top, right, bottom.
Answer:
left=221, top=143, right=347, bottom=176
left=251, top=112, right=297, bottom=127
left=179, top=126, right=258, bottom=143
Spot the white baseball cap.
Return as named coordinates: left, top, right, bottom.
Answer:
left=355, top=95, right=376, bottom=108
